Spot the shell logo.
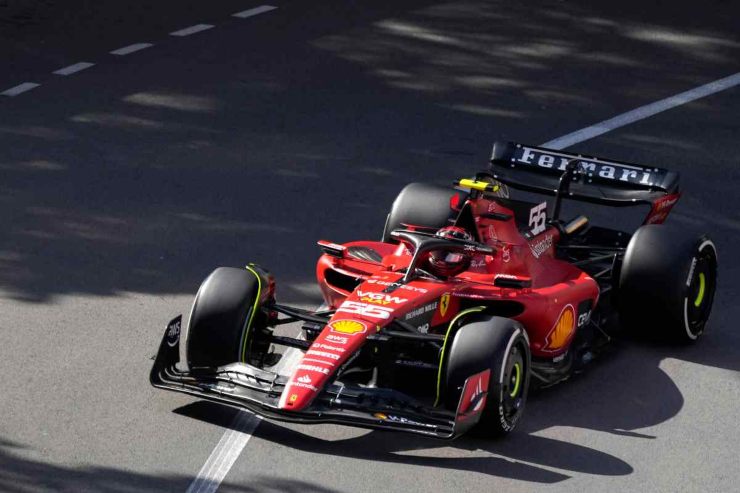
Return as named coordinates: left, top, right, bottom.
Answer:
left=330, top=319, right=367, bottom=335
left=545, top=305, right=575, bottom=350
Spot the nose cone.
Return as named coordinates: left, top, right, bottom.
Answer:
left=278, top=318, right=371, bottom=411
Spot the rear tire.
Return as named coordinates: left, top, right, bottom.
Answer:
left=619, top=225, right=718, bottom=342
left=382, top=183, right=463, bottom=242
left=186, top=267, right=263, bottom=368
left=443, top=315, right=531, bottom=436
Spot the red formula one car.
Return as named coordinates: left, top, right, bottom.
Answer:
left=151, top=142, right=717, bottom=438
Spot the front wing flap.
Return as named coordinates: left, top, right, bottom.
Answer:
left=150, top=316, right=486, bottom=439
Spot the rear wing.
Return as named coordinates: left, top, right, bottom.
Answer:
left=489, top=142, right=679, bottom=206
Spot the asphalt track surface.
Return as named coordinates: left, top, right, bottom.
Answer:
left=1, top=1, right=739, bottom=491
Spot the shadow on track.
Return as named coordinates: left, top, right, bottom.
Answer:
left=0, top=437, right=339, bottom=493
left=2, top=0, right=739, bottom=485
left=1, top=0, right=739, bottom=305
left=174, top=336, right=703, bottom=483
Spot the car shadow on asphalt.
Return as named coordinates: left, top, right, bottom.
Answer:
left=172, top=336, right=709, bottom=484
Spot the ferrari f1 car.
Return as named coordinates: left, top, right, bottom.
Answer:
left=151, top=142, right=717, bottom=438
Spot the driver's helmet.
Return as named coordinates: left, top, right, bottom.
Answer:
left=427, top=226, right=473, bottom=277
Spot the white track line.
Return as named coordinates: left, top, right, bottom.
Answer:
left=1, top=82, right=40, bottom=97
left=186, top=338, right=303, bottom=493
left=170, top=24, right=215, bottom=37
left=53, top=62, right=95, bottom=76
left=186, top=410, right=261, bottom=493
left=110, top=43, right=154, bottom=56
left=542, top=71, right=740, bottom=150
left=184, top=71, right=740, bottom=493
left=233, top=5, right=278, bottom=19
left=3, top=6, right=279, bottom=101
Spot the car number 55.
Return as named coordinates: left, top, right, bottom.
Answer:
left=337, top=301, right=393, bottom=319
left=529, top=201, right=547, bottom=236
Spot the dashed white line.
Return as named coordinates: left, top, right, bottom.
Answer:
left=542, top=71, right=740, bottom=149
left=170, top=24, right=215, bottom=37
left=1, top=82, right=40, bottom=97
left=53, top=62, right=95, bottom=76
left=110, top=43, right=154, bottom=56
left=3, top=4, right=279, bottom=101
left=232, top=5, right=278, bottom=19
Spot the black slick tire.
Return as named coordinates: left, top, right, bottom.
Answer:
left=618, top=225, right=718, bottom=342
left=443, top=314, right=531, bottom=437
left=185, top=267, right=262, bottom=368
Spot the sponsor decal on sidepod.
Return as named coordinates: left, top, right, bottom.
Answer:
left=404, top=302, right=438, bottom=320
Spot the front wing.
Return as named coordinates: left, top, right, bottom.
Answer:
left=150, top=317, right=488, bottom=439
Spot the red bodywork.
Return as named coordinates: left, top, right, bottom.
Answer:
left=279, top=194, right=600, bottom=412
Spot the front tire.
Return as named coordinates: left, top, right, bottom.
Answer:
left=443, top=314, right=531, bottom=436
left=185, top=267, right=265, bottom=368
left=619, top=225, right=718, bottom=342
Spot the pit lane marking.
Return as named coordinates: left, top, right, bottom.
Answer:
left=53, top=62, right=95, bottom=76
left=170, top=24, right=215, bottom=37
left=543, top=71, right=740, bottom=149
left=0, top=82, right=40, bottom=97
left=110, top=43, right=154, bottom=56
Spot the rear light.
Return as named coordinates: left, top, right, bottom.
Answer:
left=450, top=193, right=461, bottom=211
